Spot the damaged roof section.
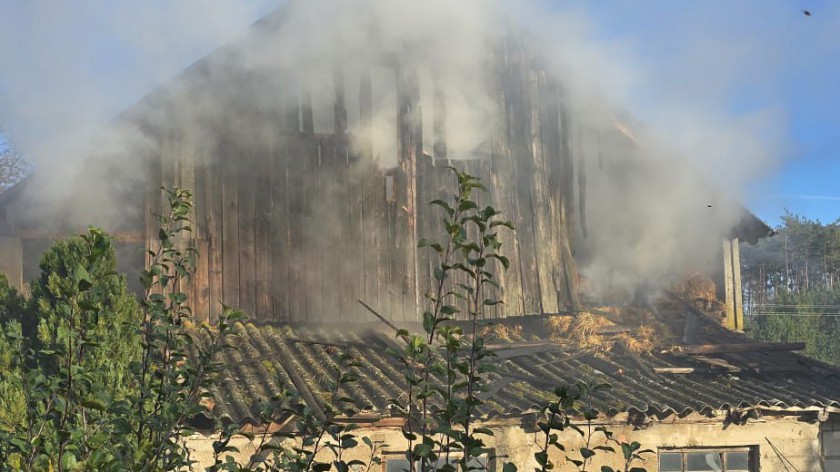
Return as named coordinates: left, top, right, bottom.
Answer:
left=206, top=298, right=840, bottom=427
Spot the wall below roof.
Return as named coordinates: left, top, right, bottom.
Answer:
left=184, top=414, right=826, bottom=470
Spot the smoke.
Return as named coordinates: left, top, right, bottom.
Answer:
left=0, top=1, right=279, bottom=227
left=0, top=0, right=791, bottom=302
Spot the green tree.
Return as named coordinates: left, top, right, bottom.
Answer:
left=31, top=230, right=141, bottom=399
left=742, top=212, right=840, bottom=365
left=0, top=188, right=242, bottom=471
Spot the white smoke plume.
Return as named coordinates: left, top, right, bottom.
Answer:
left=0, top=0, right=792, bottom=299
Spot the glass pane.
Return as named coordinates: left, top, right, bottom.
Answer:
left=465, top=456, right=488, bottom=471
left=725, top=452, right=750, bottom=471
left=687, top=452, right=723, bottom=471
left=387, top=458, right=411, bottom=472
left=420, top=458, right=456, bottom=471
left=659, top=453, right=683, bottom=471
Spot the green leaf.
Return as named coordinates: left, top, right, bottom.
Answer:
left=430, top=199, right=455, bottom=217
left=621, top=442, right=633, bottom=459
left=81, top=398, right=107, bottom=411
left=74, top=265, right=92, bottom=292
left=457, top=199, right=478, bottom=212
left=423, top=311, right=436, bottom=334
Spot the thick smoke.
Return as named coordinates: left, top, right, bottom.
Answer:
left=0, top=0, right=786, bottom=301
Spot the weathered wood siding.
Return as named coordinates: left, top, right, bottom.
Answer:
left=143, top=47, right=582, bottom=323
left=0, top=43, right=582, bottom=323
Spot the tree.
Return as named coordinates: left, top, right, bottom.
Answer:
left=742, top=212, right=840, bottom=365
left=0, top=188, right=242, bottom=471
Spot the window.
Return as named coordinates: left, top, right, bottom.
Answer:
left=659, top=448, right=753, bottom=472
left=383, top=454, right=490, bottom=471
left=822, top=428, right=840, bottom=471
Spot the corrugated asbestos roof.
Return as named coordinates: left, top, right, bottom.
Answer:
left=207, top=311, right=840, bottom=426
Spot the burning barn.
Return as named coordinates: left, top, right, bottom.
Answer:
left=0, top=8, right=770, bottom=327
left=0, top=2, right=837, bottom=470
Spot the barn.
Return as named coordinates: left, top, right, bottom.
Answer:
left=0, top=7, right=769, bottom=327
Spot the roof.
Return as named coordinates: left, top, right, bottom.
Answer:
left=207, top=300, right=840, bottom=427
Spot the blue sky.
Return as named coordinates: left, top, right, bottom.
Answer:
left=0, top=1, right=838, bottom=227
left=560, top=0, right=840, bottom=226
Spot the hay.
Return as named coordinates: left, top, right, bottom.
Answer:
left=547, top=308, right=668, bottom=354
left=544, top=312, right=615, bottom=351
left=616, top=325, right=656, bottom=354
left=568, top=312, right=615, bottom=351
left=479, top=323, right=523, bottom=342
left=544, top=315, right=573, bottom=339
left=672, top=273, right=716, bottom=302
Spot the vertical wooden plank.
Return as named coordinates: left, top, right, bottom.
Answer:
left=358, top=69, right=376, bottom=321
left=288, top=137, right=312, bottom=322
left=415, top=152, right=433, bottom=315
left=489, top=46, right=523, bottom=317
left=384, top=168, right=399, bottom=321
left=732, top=238, right=744, bottom=331
left=238, top=132, right=257, bottom=318
left=314, top=138, right=328, bottom=322
left=204, top=151, right=223, bottom=322
left=192, top=239, right=210, bottom=322
left=270, top=138, right=290, bottom=322
left=723, top=239, right=736, bottom=330
left=334, top=68, right=348, bottom=148
left=371, top=169, right=389, bottom=321
left=180, top=131, right=197, bottom=232
left=477, top=160, right=502, bottom=319
left=283, top=72, right=301, bottom=133
left=433, top=81, right=447, bottom=158
left=221, top=136, right=240, bottom=310
left=534, top=71, right=578, bottom=312
left=301, top=87, right=314, bottom=135
left=526, top=70, right=559, bottom=315
left=351, top=168, right=366, bottom=322
left=553, top=82, right=581, bottom=311
left=192, top=147, right=207, bottom=243
left=359, top=68, right=373, bottom=158
left=395, top=66, right=420, bottom=322
left=286, top=138, right=302, bottom=322
left=313, top=137, right=329, bottom=323
left=254, top=135, right=273, bottom=320
left=145, top=133, right=163, bottom=292
left=338, top=144, right=356, bottom=321
left=179, top=129, right=205, bottom=318
left=506, top=41, right=542, bottom=317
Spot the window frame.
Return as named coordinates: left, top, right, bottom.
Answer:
left=822, top=428, right=840, bottom=467
left=657, top=446, right=757, bottom=472
left=380, top=451, right=494, bottom=472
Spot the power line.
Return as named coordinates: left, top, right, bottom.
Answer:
left=748, top=312, right=840, bottom=317
left=751, top=304, right=840, bottom=308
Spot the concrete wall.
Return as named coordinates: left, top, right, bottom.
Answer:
left=186, top=414, right=826, bottom=471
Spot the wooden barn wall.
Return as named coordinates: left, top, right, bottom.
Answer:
left=145, top=51, right=581, bottom=324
